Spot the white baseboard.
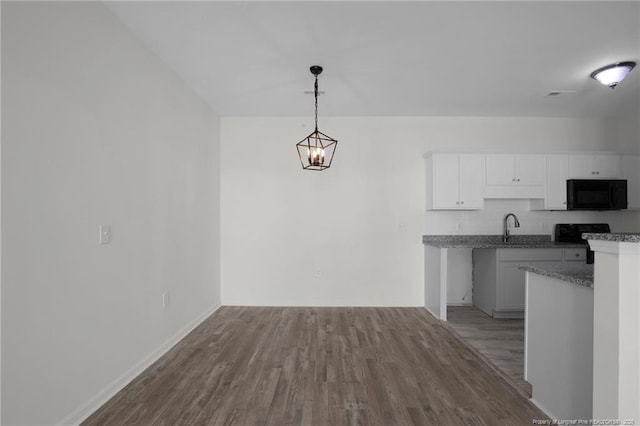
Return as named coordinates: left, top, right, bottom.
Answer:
left=58, top=303, right=221, bottom=426
left=529, top=397, right=557, bottom=422
left=424, top=306, right=439, bottom=319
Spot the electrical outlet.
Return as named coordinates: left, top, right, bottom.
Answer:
left=314, top=268, right=322, bottom=278
left=99, top=225, right=111, bottom=245
left=162, top=291, right=170, bottom=309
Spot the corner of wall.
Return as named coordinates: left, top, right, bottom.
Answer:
left=60, top=304, right=221, bottom=425
left=1, top=2, right=224, bottom=424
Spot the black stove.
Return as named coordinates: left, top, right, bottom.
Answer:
left=554, top=223, right=611, bottom=264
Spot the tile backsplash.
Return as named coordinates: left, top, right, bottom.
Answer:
left=425, top=199, right=640, bottom=236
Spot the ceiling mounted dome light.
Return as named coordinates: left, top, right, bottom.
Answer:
left=590, top=61, right=636, bottom=88
left=296, top=65, right=337, bottom=171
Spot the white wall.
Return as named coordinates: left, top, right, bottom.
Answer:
left=605, top=112, right=640, bottom=152
left=1, top=3, right=220, bottom=425
left=221, top=117, right=425, bottom=306
left=0, top=2, right=3, bottom=420
left=221, top=116, right=640, bottom=307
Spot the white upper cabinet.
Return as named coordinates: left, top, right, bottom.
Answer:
left=425, top=153, right=484, bottom=210
left=568, top=154, right=622, bottom=178
left=458, top=155, right=485, bottom=209
left=429, top=154, right=459, bottom=209
left=426, top=151, right=630, bottom=210
left=531, top=154, right=569, bottom=210
left=485, top=154, right=516, bottom=186
left=484, top=154, right=545, bottom=198
left=514, top=155, right=546, bottom=185
left=622, top=155, right=640, bottom=210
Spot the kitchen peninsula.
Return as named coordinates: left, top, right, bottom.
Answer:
left=521, top=262, right=594, bottom=420
left=521, top=233, right=640, bottom=421
left=423, top=234, right=584, bottom=320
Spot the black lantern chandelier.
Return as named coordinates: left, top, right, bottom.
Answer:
left=296, top=65, right=337, bottom=171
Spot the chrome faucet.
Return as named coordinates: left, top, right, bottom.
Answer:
left=503, top=213, right=520, bottom=243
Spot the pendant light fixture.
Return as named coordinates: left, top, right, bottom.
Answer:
left=590, top=61, right=636, bottom=88
left=296, top=65, right=337, bottom=171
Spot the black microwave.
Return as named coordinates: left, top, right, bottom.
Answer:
left=566, top=179, right=627, bottom=210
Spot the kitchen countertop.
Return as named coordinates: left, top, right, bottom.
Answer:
left=519, top=264, right=594, bottom=288
left=422, top=234, right=585, bottom=249
left=582, top=233, right=640, bottom=243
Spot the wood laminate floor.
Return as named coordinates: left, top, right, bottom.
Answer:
left=83, top=307, right=546, bottom=425
left=446, top=306, right=530, bottom=396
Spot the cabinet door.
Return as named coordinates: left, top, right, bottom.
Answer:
left=497, top=260, right=563, bottom=311
left=515, top=155, right=545, bottom=185
left=568, top=155, right=593, bottom=178
left=569, top=154, right=621, bottom=178
left=496, top=249, right=564, bottom=312
left=593, top=154, right=621, bottom=178
left=432, top=154, right=460, bottom=209
left=622, top=155, right=640, bottom=209
left=545, top=155, right=568, bottom=209
left=486, top=154, right=515, bottom=185
left=458, top=154, right=484, bottom=209
left=497, top=262, right=527, bottom=311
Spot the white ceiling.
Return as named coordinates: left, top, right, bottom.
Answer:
left=107, top=1, right=640, bottom=118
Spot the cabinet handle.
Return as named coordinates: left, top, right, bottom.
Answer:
left=460, top=201, right=464, bottom=204
left=456, top=201, right=460, bottom=204
left=576, top=253, right=580, bottom=257
left=596, top=171, right=600, bottom=175
left=516, top=178, right=520, bottom=182
left=592, top=171, right=596, bottom=175
left=563, top=201, right=567, bottom=205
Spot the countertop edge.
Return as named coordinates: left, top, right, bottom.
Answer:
left=519, top=265, right=594, bottom=288
left=582, top=232, right=640, bottom=243
left=422, top=234, right=585, bottom=249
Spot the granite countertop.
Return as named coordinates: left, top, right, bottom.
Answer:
left=582, top=233, right=640, bottom=243
left=422, top=234, right=585, bottom=249
left=519, top=264, right=594, bottom=288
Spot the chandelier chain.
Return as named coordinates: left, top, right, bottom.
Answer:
left=314, top=76, right=319, bottom=132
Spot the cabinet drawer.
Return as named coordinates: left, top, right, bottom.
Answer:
left=497, top=248, right=564, bottom=262
left=564, top=248, right=587, bottom=262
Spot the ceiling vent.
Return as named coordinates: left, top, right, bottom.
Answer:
left=545, top=91, right=576, bottom=97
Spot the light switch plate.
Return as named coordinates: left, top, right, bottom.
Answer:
left=99, top=225, right=111, bottom=245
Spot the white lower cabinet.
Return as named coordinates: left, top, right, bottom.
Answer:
left=472, top=248, right=583, bottom=318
